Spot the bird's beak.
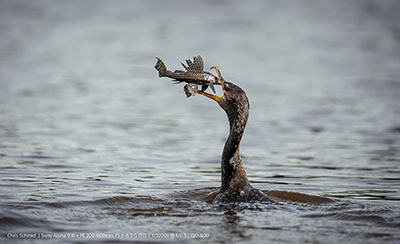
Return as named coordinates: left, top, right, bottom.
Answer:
left=210, top=66, right=225, bottom=92
left=197, top=90, right=222, bottom=103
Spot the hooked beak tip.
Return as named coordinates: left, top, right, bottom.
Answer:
left=210, top=66, right=225, bottom=90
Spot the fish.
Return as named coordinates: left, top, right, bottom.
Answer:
left=154, top=55, right=219, bottom=97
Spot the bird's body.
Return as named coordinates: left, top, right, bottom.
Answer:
left=209, top=81, right=272, bottom=203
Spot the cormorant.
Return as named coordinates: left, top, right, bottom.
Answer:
left=197, top=66, right=272, bottom=203
left=155, top=56, right=333, bottom=205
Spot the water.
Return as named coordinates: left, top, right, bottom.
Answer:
left=1, top=0, right=400, bottom=243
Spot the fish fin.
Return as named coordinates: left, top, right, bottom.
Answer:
left=184, top=55, right=204, bottom=73
left=192, top=55, right=204, bottom=71
left=186, top=59, right=193, bottom=67
left=154, top=57, right=167, bottom=77
left=184, top=84, right=198, bottom=97
left=183, top=85, right=192, bottom=97
left=181, top=62, right=188, bottom=71
left=209, top=83, right=216, bottom=94
left=172, top=79, right=183, bottom=84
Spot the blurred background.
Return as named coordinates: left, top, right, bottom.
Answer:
left=0, top=0, right=400, bottom=243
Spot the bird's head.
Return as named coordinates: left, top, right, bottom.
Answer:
left=198, top=66, right=249, bottom=114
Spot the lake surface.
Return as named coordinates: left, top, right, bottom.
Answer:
left=1, top=0, right=400, bottom=243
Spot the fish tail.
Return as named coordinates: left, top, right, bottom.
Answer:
left=154, top=57, right=168, bottom=77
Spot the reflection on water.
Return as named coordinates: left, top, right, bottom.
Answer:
left=1, top=0, right=400, bottom=243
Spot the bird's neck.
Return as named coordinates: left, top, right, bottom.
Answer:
left=220, top=106, right=251, bottom=192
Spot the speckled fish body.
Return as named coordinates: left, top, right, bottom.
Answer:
left=154, top=55, right=218, bottom=95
